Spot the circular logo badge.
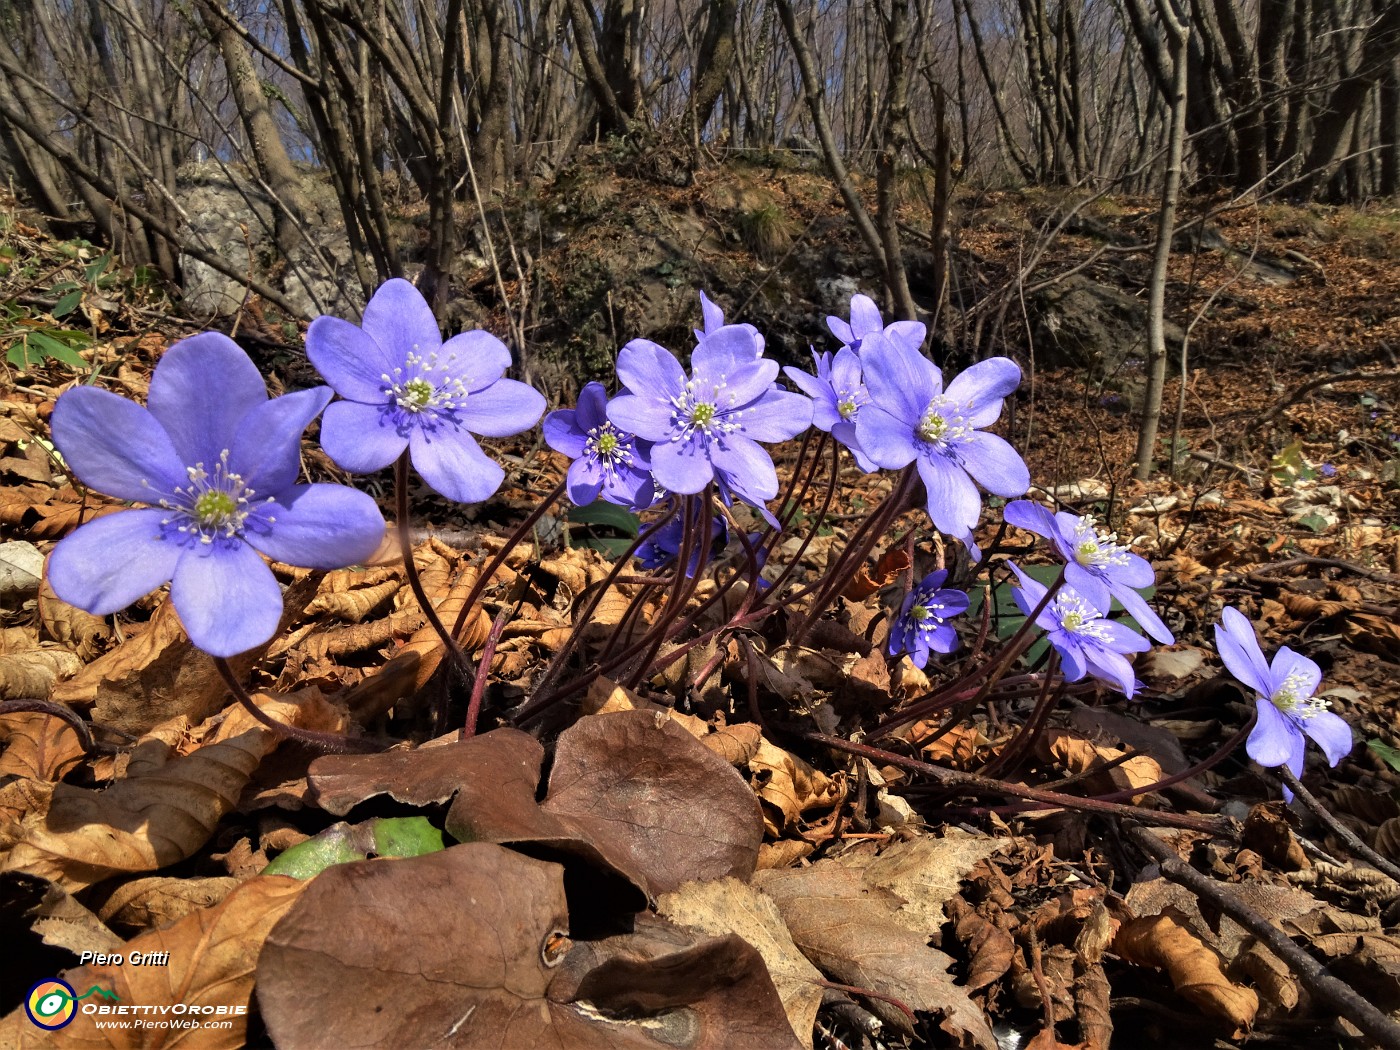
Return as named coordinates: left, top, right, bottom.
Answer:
left=26, top=979, right=77, bottom=1030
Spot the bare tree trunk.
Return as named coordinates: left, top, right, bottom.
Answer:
left=689, top=0, right=737, bottom=134
left=1135, top=0, right=1189, bottom=481
left=198, top=0, right=312, bottom=254
left=565, top=0, right=632, bottom=135
left=1381, top=51, right=1400, bottom=195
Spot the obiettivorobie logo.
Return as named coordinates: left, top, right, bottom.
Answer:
left=25, top=979, right=120, bottom=1030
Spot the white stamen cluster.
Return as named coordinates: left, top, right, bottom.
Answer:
left=835, top=387, right=865, bottom=421
left=1271, top=669, right=1330, bottom=720
left=670, top=376, right=741, bottom=442
left=585, top=422, right=635, bottom=477
left=1052, top=594, right=1110, bottom=640
left=916, top=395, right=972, bottom=448
left=151, top=449, right=273, bottom=545
left=910, top=597, right=948, bottom=627
left=382, top=346, right=469, bottom=416
left=1069, top=515, right=1131, bottom=570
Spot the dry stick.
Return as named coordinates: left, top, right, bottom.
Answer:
left=1279, top=766, right=1400, bottom=885
left=1125, top=823, right=1400, bottom=1050
left=797, top=730, right=1231, bottom=834
left=213, top=658, right=384, bottom=753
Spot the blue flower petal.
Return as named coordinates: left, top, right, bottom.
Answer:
left=242, top=483, right=384, bottom=569
left=439, top=330, right=512, bottom=392
left=1303, top=709, right=1353, bottom=768
left=409, top=428, right=505, bottom=504
left=566, top=457, right=605, bottom=506
left=147, top=333, right=267, bottom=468
left=651, top=437, right=720, bottom=495
left=736, top=389, right=813, bottom=442
left=170, top=540, right=284, bottom=657
left=848, top=294, right=884, bottom=338
left=47, top=509, right=181, bottom=615
left=1246, top=697, right=1303, bottom=768
left=711, top=435, right=780, bottom=501
left=958, top=431, right=1030, bottom=497
left=607, top=392, right=674, bottom=443
left=51, top=388, right=184, bottom=502
left=230, top=387, right=332, bottom=496
left=1215, top=608, right=1274, bottom=699
left=1112, top=583, right=1174, bottom=645
left=859, top=331, right=940, bottom=427
left=542, top=408, right=587, bottom=458
left=361, top=279, right=441, bottom=364
left=320, top=400, right=409, bottom=474
left=458, top=378, right=545, bottom=437
left=306, top=315, right=399, bottom=403
left=945, top=357, right=1020, bottom=428
left=916, top=453, right=981, bottom=538
left=1269, top=646, right=1323, bottom=701
left=853, top=405, right=919, bottom=469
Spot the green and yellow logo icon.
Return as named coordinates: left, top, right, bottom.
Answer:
left=25, top=979, right=119, bottom=1030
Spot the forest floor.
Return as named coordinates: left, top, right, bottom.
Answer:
left=0, top=178, right=1398, bottom=1049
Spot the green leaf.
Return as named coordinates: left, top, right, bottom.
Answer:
left=261, top=817, right=445, bottom=879
left=1296, top=512, right=1329, bottom=534
left=567, top=500, right=641, bottom=537
left=52, top=289, right=83, bottom=319
left=1367, top=739, right=1400, bottom=774
left=25, top=330, right=89, bottom=370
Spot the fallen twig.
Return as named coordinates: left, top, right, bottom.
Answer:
left=1280, top=766, right=1400, bottom=885
left=1126, top=823, right=1400, bottom=1050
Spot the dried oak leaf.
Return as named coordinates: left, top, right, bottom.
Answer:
left=0, top=874, right=304, bottom=1049
left=1343, top=614, right=1400, bottom=662
left=91, top=875, right=240, bottom=935
left=37, top=576, right=110, bottom=662
left=1037, top=727, right=1164, bottom=803
left=0, top=710, right=86, bottom=781
left=260, top=843, right=794, bottom=1049
left=946, top=896, right=1017, bottom=992
left=658, top=877, right=825, bottom=1049
left=0, top=869, right=125, bottom=961
left=749, top=735, right=842, bottom=836
left=1112, top=909, right=1259, bottom=1032
left=0, top=688, right=340, bottom=891
left=754, top=862, right=997, bottom=1048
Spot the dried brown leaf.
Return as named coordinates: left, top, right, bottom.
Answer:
left=0, top=688, right=341, bottom=891
left=754, top=863, right=998, bottom=1047
left=1039, top=727, right=1164, bottom=802
left=947, top=896, right=1017, bottom=991
left=92, top=876, right=240, bottom=935
left=1343, top=614, right=1400, bottom=661
left=1113, top=910, right=1258, bottom=1032
left=37, top=576, right=110, bottom=661
left=0, top=711, right=85, bottom=781
left=658, top=877, right=824, bottom=1049
left=0, top=870, right=125, bottom=960
left=0, top=646, right=82, bottom=701
left=749, top=736, right=841, bottom=836
left=0, top=875, right=305, bottom=1048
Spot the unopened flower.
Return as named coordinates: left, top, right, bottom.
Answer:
left=783, top=347, right=877, bottom=472
left=1003, top=500, right=1173, bottom=644
left=1008, top=564, right=1149, bottom=697
left=607, top=326, right=812, bottom=507
left=306, top=278, right=545, bottom=503
left=1215, top=607, right=1352, bottom=796
left=855, top=332, right=1029, bottom=555
left=889, top=570, right=969, bottom=668
left=47, top=334, right=385, bottom=657
left=543, top=382, right=654, bottom=509
left=827, top=293, right=925, bottom=354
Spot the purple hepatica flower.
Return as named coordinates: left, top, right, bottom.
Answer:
left=855, top=331, right=1029, bottom=556
left=783, top=347, right=878, bottom=472
left=889, top=569, right=969, bottom=669
left=306, top=278, right=546, bottom=504
left=543, top=382, right=654, bottom=509
left=1008, top=564, right=1150, bottom=698
left=636, top=511, right=728, bottom=577
left=827, top=293, right=926, bottom=354
left=47, top=334, right=385, bottom=658
left=607, top=326, right=812, bottom=508
left=1214, top=607, right=1352, bottom=798
left=1003, top=500, right=1173, bottom=644
left=1319, top=463, right=1337, bottom=478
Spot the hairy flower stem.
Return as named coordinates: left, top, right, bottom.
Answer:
left=450, top=478, right=568, bottom=642
left=462, top=608, right=511, bottom=738
left=394, top=453, right=469, bottom=686
left=787, top=466, right=916, bottom=649
left=624, top=492, right=714, bottom=688
left=758, top=438, right=842, bottom=604
left=1280, top=766, right=1400, bottom=883
left=0, top=699, right=96, bottom=755
left=796, top=729, right=1233, bottom=834
left=213, top=658, right=383, bottom=752
left=512, top=503, right=679, bottom=723
left=973, top=652, right=1063, bottom=781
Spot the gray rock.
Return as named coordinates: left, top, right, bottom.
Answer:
left=1030, top=274, right=1183, bottom=373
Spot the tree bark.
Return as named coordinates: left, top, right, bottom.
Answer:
left=1135, top=0, right=1188, bottom=481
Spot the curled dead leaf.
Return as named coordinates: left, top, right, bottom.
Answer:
left=0, top=711, right=85, bottom=781
left=0, top=646, right=82, bottom=702
left=0, top=688, right=341, bottom=891
left=37, top=576, right=110, bottom=661
left=1113, top=910, right=1258, bottom=1032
